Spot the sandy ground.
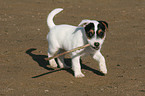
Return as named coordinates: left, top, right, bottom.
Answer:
left=0, top=0, right=145, bottom=96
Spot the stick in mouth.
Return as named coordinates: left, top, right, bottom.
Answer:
left=45, top=44, right=90, bottom=61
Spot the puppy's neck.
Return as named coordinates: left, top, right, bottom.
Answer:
left=81, top=27, right=89, bottom=45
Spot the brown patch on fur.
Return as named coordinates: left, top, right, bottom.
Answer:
left=98, top=29, right=102, bottom=34
left=102, top=22, right=108, bottom=31
left=89, top=29, right=94, bottom=34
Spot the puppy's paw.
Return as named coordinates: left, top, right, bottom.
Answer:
left=100, top=66, right=107, bottom=75
left=58, top=62, right=70, bottom=69
left=50, top=64, right=57, bottom=68
left=49, top=60, right=57, bottom=68
left=75, top=73, right=85, bottom=78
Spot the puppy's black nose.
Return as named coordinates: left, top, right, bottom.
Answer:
left=94, top=42, right=100, bottom=47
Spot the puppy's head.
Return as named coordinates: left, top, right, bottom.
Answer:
left=79, top=20, right=108, bottom=50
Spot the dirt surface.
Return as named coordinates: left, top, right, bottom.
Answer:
left=0, top=0, right=145, bottom=96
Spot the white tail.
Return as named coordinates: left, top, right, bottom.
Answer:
left=47, top=8, right=63, bottom=29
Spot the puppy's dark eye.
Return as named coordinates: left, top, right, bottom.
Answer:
left=99, top=32, right=104, bottom=37
left=86, top=29, right=95, bottom=39
left=87, top=32, right=93, bottom=38
left=84, top=23, right=95, bottom=39
left=97, top=30, right=105, bottom=38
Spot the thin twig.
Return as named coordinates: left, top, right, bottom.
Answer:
left=45, top=44, right=90, bottom=61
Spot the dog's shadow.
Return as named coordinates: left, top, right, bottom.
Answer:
left=26, top=48, right=104, bottom=78
left=26, top=48, right=53, bottom=70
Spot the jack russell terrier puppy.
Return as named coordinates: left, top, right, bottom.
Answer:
left=46, top=8, right=108, bottom=78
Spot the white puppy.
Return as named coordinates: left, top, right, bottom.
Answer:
left=46, top=8, right=108, bottom=78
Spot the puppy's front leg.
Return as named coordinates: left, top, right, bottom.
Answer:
left=72, top=56, right=85, bottom=78
left=93, top=51, right=107, bottom=74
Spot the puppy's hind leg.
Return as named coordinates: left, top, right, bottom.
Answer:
left=57, top=49, right=70, bottom=69
left=48, top=48, right=58, bottom=68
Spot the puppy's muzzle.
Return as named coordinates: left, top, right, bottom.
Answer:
left=92, top=42, right=100, bottom=50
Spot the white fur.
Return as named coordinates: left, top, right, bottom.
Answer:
left=46, top=8, right=107, bottom=78
left=47, top=8, right=63, bottom=29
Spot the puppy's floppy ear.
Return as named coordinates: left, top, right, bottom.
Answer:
left=98, top=21, right=108, bottom=31
left=78, top=19, right=91, bottom=27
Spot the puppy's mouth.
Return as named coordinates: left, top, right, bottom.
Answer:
left=91, top=46, right=100, bottom=50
